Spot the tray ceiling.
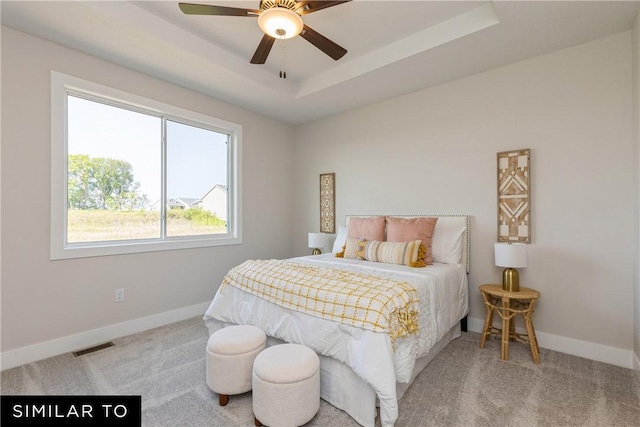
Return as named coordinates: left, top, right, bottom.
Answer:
left=1, top=1, right=637, bottom=124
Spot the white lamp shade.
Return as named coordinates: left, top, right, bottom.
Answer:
left=494, top=243, right=528, bottom=268
left=308, top=233, right=325, bottom=249
left=258, top=7, right=303, bottom=39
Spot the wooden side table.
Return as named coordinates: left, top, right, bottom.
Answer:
left=478, top=284, right=541, bottom=364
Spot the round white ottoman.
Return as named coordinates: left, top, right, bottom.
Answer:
left=206, top=325, right=266, bottom=406
left=252, top=343, right=320, bottom=427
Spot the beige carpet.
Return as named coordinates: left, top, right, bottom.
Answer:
left=2, top=317, right=639, bottom=426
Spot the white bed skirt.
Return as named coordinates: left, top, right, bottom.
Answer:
left=315, top=322, right=461, bottom=427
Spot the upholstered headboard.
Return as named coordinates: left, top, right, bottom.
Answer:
left=344, top=215, right=470, bottom=274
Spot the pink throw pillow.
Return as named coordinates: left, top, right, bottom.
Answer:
left=347, top=216, right=385, bottom=241
left=386, top=216, right=438, bottom=265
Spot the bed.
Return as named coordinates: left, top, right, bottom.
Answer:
left=203, top=215, right=470, bottom=427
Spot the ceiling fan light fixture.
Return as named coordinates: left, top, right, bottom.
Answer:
left=258, top=7, right=303, bottom=39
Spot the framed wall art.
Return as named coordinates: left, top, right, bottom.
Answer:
left=497, top=149, right=530, bottom=243
left=319, top=173, right=335, bottom=234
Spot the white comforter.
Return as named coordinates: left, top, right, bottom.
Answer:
left=203, top=254, right=468, bottom=426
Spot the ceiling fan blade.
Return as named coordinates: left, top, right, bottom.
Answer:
left=178, top=3, right=259, bottom=17
left=296, top=1, right=351, bottom=16
left=250, top=34, right=276, bottom=64
left=299, top=25, right=346, bottom=60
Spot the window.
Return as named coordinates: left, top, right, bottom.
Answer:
left=51, top=71, right=242, bottom=259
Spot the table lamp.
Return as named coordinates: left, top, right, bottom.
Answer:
left=308, top=233, right=325, bottom=255
left=494, top=242, right=527, bottom=292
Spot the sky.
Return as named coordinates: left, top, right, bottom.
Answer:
left=67, top=95, right=228, bottom=205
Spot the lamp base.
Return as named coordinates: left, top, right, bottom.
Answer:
left=312, top=248, right=321, bottom=255
left=502, top=268, right=520, bottom=292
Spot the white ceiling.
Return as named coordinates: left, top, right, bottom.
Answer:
left=1, top=1, right=638, bottom=124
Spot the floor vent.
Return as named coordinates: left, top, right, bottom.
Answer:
left=72, top=342, right=114, bottom=357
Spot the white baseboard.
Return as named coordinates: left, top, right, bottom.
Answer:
left=634, top=351, right=640, bottom=371
left=467, top=317, right=637, bottom=370
left=1, top=301, right=210, bottom=371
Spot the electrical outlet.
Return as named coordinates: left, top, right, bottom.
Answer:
left=115, top=288, right=125, bottom=303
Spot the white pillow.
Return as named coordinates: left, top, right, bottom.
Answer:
left=432, top=223, right=466, bottom=264
left=332, top=225, right=348, bottom=254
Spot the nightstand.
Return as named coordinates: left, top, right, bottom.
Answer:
left=478, top=284, right=541, bottom=364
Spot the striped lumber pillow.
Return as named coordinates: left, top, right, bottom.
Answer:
left=339, top=238, right=426, bottom=268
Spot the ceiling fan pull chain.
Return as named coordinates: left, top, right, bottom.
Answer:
left=279, top=40, right=287, bottom=79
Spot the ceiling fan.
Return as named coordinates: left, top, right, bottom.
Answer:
left=178, top=0, right=350, bottom=64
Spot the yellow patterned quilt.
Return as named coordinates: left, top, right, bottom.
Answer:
left=221, top=259, right=420, bottom=339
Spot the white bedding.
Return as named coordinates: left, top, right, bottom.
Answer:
left=203, top=253, right=468, bottom=427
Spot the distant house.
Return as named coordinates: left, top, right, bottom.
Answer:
left=149, top=186, right=226, bottom=221
left=150, top=197, right=201, bottom=211
left=168, top=198, right=201, bottom=210
left=199, top=185, right=227, bottom=222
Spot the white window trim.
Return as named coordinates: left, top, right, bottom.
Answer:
left=50, top=71, right=242, bottom=260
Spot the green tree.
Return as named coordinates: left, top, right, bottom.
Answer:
left=68, top=154, right=94, bottom=209
left=68, top=154, right=148, bottom=210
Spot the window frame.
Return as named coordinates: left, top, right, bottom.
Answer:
left=50, top=71, right=242, bottom=260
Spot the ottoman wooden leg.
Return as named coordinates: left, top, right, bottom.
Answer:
left=219, top=394, right=229, bottom=406
left=254, top=416, right=262, bottom=427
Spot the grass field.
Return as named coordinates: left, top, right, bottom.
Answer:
left=67, top=209, right=226, bottom=242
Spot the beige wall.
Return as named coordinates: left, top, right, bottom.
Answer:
left=294, top=32, right=635, bottom=355
left=0, top=28, right=295, bottom=352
